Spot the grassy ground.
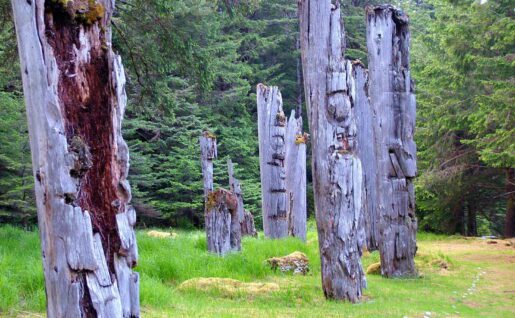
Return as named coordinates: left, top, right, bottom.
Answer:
left=0, top=224, right=514, bottom=317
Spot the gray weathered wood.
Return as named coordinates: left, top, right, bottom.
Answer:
left=226, top=160, right=242, bottom=250
left=11, top=0, right=139, bottom=316
left=200, top=137, right=240, bottom=255
left=205, top=189, right=239, bottom=255
left=199, top=131, right=217, bottom=199
left=353, top=63, right=380, bottom=251
left=228, top=159, right=244, bottom=223
left=299, top=0, right=366, bottom=302
left=366, top=4, right=418, bottom=277
left=241, top=210, right=257, bottom=237
left=285, top=110, right=307, bottom=241
left=257, top=84, right=289, bottom=238
left=227, top=159, right=256, bottom=238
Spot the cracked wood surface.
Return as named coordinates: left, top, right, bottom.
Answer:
left=366, top=4, right=418, bottom=277
left=299, top=0, right=366, bottom=302
left=11, top=0, right=139, bottom=316
left=257, top=84, right=289, bottom=238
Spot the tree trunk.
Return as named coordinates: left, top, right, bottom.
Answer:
left=505, top=168, right=515, bottom=238
left=299, top=0, right=366, bottom=302
left=11, top=1, right=139, bottom=316
left=199, top=132, right=217, bottom=199
left=354, top=62, right=380, bottom=251
left=467, top=201, right=477, bottom=237
left=257, top=84, right=289, bottom=238
left=285, top=110, right=307, bottom=241
left=366, top=5, right=418, bottom=277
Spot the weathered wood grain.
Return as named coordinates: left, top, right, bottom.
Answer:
left=257, top=84, right=289, bottom=238
left=285, top=110, right=307, bottom=241
left=353, top=63, right=380, bottom=251
left=299, top=0, right=366, bottom=302
left=205, top=189, right=239, bottom=255
left=366, top=4, right=418, bottom=277
left=11, top=0, right=139, bottom=316
left=227, top=159, right=254, bottom=240
left=199, top=131, right=217, bottom=199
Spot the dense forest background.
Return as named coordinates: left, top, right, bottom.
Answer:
left=0, top=0, right=513, bottom=236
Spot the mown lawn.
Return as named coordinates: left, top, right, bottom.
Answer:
left=0, top=224, right=513, bottom=317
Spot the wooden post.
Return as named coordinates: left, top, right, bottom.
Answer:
left=227, top=159, right=242, bottom=248
left=257, top=84, right=289, bottom=238
left=354, top=62, right=380, bottom=251
left=366, top=5, right=418, bottom=277
left=285, top=110, right=307, bottom=241
left=227, top=159, right=256, bottom=237
left=299, top=0, right=366, bottom=302
left=199, top=131, right=217, bottom=199
left=200, top=135, right=240, bottom=254
left=241, top=210, right=257, bottom=237
left=205, top=189, right=238, bottom=255
left=11, top=0, right=139, bottom=316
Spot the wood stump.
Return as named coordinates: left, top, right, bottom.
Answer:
left=299, top=0, right=366, bottom=302
left=205, top=189, right=239, bottom=255
left=366, top=4, right=418, bottom=277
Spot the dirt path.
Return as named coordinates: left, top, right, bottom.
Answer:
left=419, top=238, right=515, bottom=316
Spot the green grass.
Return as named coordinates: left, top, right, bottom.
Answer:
left=0, top=224, right=513, bottom=317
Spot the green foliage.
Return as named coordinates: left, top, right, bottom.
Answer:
left=409, top=0, right=513, bottom=234
left=0, top=1, right=35, bottom=225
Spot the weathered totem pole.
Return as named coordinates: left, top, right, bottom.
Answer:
left=299, top=0, right=366, bottom=302
left=200, top=132, right=241, bottom=255
left=228, top=159, right=257, bottom=237
left=354, top=63, right=380, bottom=251
left=366, top=5, right=418, bottom=277
left=11, top=0, right=139, bottom=316
left=285, top=110, right=308, bottom=241
left=257, top=84, right=289, bottom=238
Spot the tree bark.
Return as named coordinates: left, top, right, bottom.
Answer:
left=299, top=0, right=366, bottom=302
left=11, top=0, right=139, bottom=316
left=354, top=62, right=380, bottom=251
left=257, top=84, right=289, bottom=238
left=285, top=110, right=307, bottom=241
left=505, top=168, right=515, bottom=238
left=366, top=5, right=418, bottom=277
